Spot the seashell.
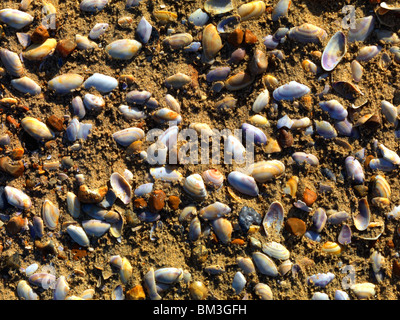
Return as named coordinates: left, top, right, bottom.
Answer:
left=254, top=283, right=273, bottom=300
left=216, top=15, right=240, bottom=34
left=271, top=0, right=291, bottom=21
left=252, top=252, right=278, bottom=276
left=369, top=158, right=396, bottom=172
left=0, top=49, right=24, bottom=77
left=110, top=172, right=132, bottom=204
left=228, top=47, right=246, bottom=64
left=288, top=23, right=327, bottom=43
left=179, top=205, right=197, bottom=224
left=211, top=218, right=232, bottom=244
left=153, top=11, right=177, bottom=23
left=66, top=225, right=90, bottom=247
left=117, top=16, right=133, bottom=29
left=82, top=205, right=120, bottom=224
left=312, top=208, right=327, bottom=233
left=67, top=192, right=81, bottom=219
left=164, top=94, right=181, bottom=113
left=351, top=283, right=375, bottom=299
left=163, top=33, right=193, bottom=50
left=252, top=89, right=269, bottom=113
left=84, top=93, right=105, bottom=111
left=154, top=267, right=183, bottom=284
left=319, top=100, right=348, bottom=121
left=119, top=105, right=146, bottom=120
left=356, top=45, right=382, bottom=62
left=204, top=264, right=226, bottom=275
left=29, top=273, right=56, bottom=289
left=241, top=123, right=267, bottom=145
left=188, top=9, right=209, bottom=27
left=42, top=199, right=59, bottom=230
left=76, top=34, right=98, bottom=50
left=249, top=160, right=285, bottom=183
left=71, top=96, right=86, bottom=119
left=321, top=241, right=342, bottom=256
left=262, top=242, right=290, bottom=260
left=379, top=51, right=392, bottom=70
left=225, top=72, right=253, bottom=91
left=321, top=31, right=347, bottom=72
left=4, top=186, right=31, bottom=210
left=372, top=174, right=391, bottom=199
left=353, top=198, right=370, bottom=231
left=370, top=251, right=385, bottom=282
left=112, top=285, right=124, bottom=300
left=345, top=156, right=364, bottom=184
left=272, top=81, right=310, bottom=101
left=327, top=210, right=350, bottom=224
left=307, top=272, right=335, bottom=287
left=283, top=176, right=298, bottom=197
left=80, top=0, right=108, bottom=12
left=248, top=115, right=270, bottom=127
left=158, top=126, right=179, bottom=149
left=17, top=280, right=38, bottom=300
left=225, top=135, right=246, bottom=163
left=0, top=9, right=33, bottom=29
left=232, top=271, right=246, bottom=294
left=136, top=17, right=152, bottom=44
left=204, top=0, right=233, bottom=14
left=262, top=201, right=284, bottom=236
left=315, top=120, right=337, bottom=139
left=82, top=219, right=111, bottom=237
left=291, top=152, right=319, bottom=166
left=83, top=73, right=118, bottom=93
left=31, top=216, right=44, bottom=238
left=202, top=169, right=224, bottom=189
left=125, top=90, right=151, bottom=105
left=183, top=174, right=208, bottom=200
left=23, top=38, right=57, bottom=60
left=375, top=29, right=399, bottom=44
left=48, top=74, right=84, bottom=95
left=165, top=73, right=191, bottom=89
left=105, top=39, right=142, bottom=60
left=54, top=276, right=69, bottom=300
left=150, top=167, right=183, bottom=182
left=227, top=171, right=259, bottom=197
left=348, top=16, right=375, bottom=42
left=237, top=257, right=255, bottom=274
left=292, top=117, right=312, bottom=130
left=202, top=24, right=223, bottom=64
left=351, top=60, right=363, bottom=83
left=338, top=224, right=352, bottom=245
left=11, top=77, right=41, bottom=96
left=334, top=290, right=349, bottom=300
left=119, top=257, right=132, bottom=284
left=215, top=96, right=237, bottom=110
left=143, top=268, right=162, bottom=300
left=112, top=127, right=145, bottom=147
left=378, top=143, right=400, bottom=165
left=206, top=67, right=231, bottom=83
left=301, top=59, right=317, bottom=74
left=152, top=108, right=182, bottom=124
left=199, top=202, right=231, bottom=220
left=189, top=281, right=208, bottom=300
left=89, top=23, right=109, bottom=40
left=21, top=117, right=54, bottom=140
left=188, top=216, right=201, bottom=241
left=278, top=259, right=292, bottom=276
left=238, top=1, right=266, bottom=21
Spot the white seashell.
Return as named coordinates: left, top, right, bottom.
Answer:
left=53, top=276, right=69, bottom=300
left=273, top=81, right=310, bottom=101
left=11, top=76, right=41, bottom=96
left=119, top=105, right=147, bottom=120
left=262, top=241, right=290, bottom=260
left=42, top=199, right=59, bottom=230
left=66, top=225, right=90, bottom=247
left=254, top=283, right=273, bottom=300
left=381, top=100, right=398, bottom=126
left=252, top=89, right=270, bottom=113
left=16, top=32, right=31, bottom=48
left=76, top=34, right=98, bottom=50
left=83, top=93, right=105, bottom=111
left=0, top=48, right=25, bottom=77
left=150, top=167, right=183, bottom=182
left=4, top=186, right=32, bottom=210
left=379, top=143, right=400, bottom=165
left=82, top=219, right=111, bottom=237
left=225, top=135, right=246, bottom=163
left=351, top=283, right=375, bottom=299
left=112, top=127, right=145, bottom=147
left=249, top=160, right=285, bottom=183
left=67, top=191, right=81, bottom=219
left=238, top=1, right=266, bottom=21
left=80, top=0, right=109, bottom=12
left=83, top=73, right=118, bottom=93
left=110, top=172, right=132, bottom=204
left=105, top=39, right=142, bottom=60
left=21, top=117, right=54, bottom=141
left=17, top=280, right=39, bottom=300
left=89, top=23, right=109, bottom=40
left=0, top=9, right=33, bottom=29
left=48, top=74, right=84, bottom=95
left=183, top=174, right=208, bottom=199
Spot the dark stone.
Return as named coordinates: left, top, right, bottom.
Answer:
left=238, top=206, right=261, bottom=232
left=0, top=186, right=8, bottom=210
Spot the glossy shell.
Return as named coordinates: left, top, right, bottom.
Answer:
left=110, top=172, right=132, bottom=204
left=262, top=242, right=290, bottom=260
left=321, top=31, right=347, bottom=72
left=345, top=156, right=364, bottom=184
left=112, top=127, right=145, bottom=147
left=0, top=9, right=33, bottom=29
left=353, top=198, right=370, bottom=231
left=288, top=23, right=327, bottom=43
left=11, top=77, right=41, bottom=96
left=254, top=283, right=273, bottom=300
left=252, top=252, right=278, bottom=276
left=211, top=218, right=232, bottom=244
left=227, top=171, right=259, bottom=197
left=80, top=0, right=108, bottom=12
left=0, top=48, right=25, bottom=77
left=202, top=169, right=224, bottom=189
left=21, top=117, right=55, bottom=141
left=202, top=24, right=223, bottom=64
left=319, top=100, right=348, bottom=121
left=204, top=0, right=233, bottom=15
left=82, top=219, right=111, bottom=237
left=199, top=202, right=231, bottom=220
left=252, top=89, right=270, bottom=113
left=4, top=186, right=32, bottom=210
left=23, top=38, right=57, bottom=61
left=272, top=81, right=310, bottom=101
left=83, top=73, right=118, bottom=93
left=105, top=39, right=142, bottom=60
left=271, top=0, right=291, bottom=21
left=307, top=272, right=335, bottom=287
left=48, top=74, right=84, bottom=95
left=17, top=280, right=38, bottom=300
left=42, top=199, right=59, bottom=230
left=66, top=225, right=90, bottom=247
left=163, top=33, right=193, bottom=50
left=348, top=16, right=375, bottom=42
left=183, top=174, right=208, bottom=199
left=262, top=201, right=284, bottom=236
left=238, top=1, right=266, bottom=21
left=249, top=160, right=285, bottom=183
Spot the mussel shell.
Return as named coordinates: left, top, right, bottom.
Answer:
left=272, top=81, right=310, bottom=101
left=288, top=23, right=327, bottom=43
left=353, top=198, right=370, bottom=231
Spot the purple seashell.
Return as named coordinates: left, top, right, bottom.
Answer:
left=65, top=118, right=80, bottom=141
left=312, top=208, right=327, bottom=233
left=136, top=17, right=152, bottom=44
left=126, top=0, right=141, bottom=8
left=288, top=23, right=327, bottom=43
left=241, top=123, right=267, bottom=145
left=348, top=16, right=375, bottom=42
left=369, top=158, right=397, bottom=172
left=335, top=118, right=357, bottom=137
left=216, top=15, right=241, bottom=33
left=228, top=48, right=246, bottom=65
left=345, top=156, right=364, bottom=184
left=273, top=27, right=289, bottom=42
left=334, top=290, right=349, bottom=300
left=72, top=96, right=86, bottom=119
left=291, top=152, right=319, bottom=166
left=304, top=230, right=321, bottom=242
left=184, top=41, right=201, bottom=52
left=319, top=100, right=348, bottom=121
left=263, top=35, right=279, bottom=49
left=321, top=31, right=347, bottom=72
left=0, top=134, right=11, bottom=146
left=227, top=171, right=259, bottom=197
left=354, top=198, right=370, bottom=231
left=307, top=272, right=335, bottom=287
left=327, top=211, right=350, bottom=225
left=206, top=67, right=231, bottom=82
left=338, top=224, right=352, bottom=245
left=77, top=123, right=92, bottom=140
left=262, top=201, right=284, bottom=236
left=134, top=183, right=154, bottom=197
left=139, top=211, right=161, bottom=222
left=272, top=81, right=310, bottom=101
left=126, top=90, right=151, bottom=104
left=356, top=45, right=382, bottom=62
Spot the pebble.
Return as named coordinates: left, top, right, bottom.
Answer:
left=31, top=25, right=49, bottom=43
left=189, top=281, right=208, bottom=300
left=0, top=156, right=25, bottom=177
left=61, top=156, right=74, bottom=169
left=133, top=198, right=147, bottom=209
left=11, top=147, right=24, bottom=160
left=303, top=188, right=317, bottom=206
left=148, top=190, right=166, bottom=213
left=6, top=216, right=25, bottom=235
left=238, top=206, right=262, bottom=233
left=46, top=115, right=64, bottom=132
left=227, top=28, right=244, bottom=47
left=244, top=29, right=258, bottom=44
left=168, top=195, right=180, bottom=210
left=126, top=285, right=146, bottom=300
left=392, top=260, right=400, bottom=278
left=285, top=217, right=307, bottom=236
left=56, top=39, right=77, bottom=58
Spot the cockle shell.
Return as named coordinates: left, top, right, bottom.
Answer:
left=48, top=74, right=84, bottom=95
left=202, top=169, right=224, bottom=189
left=23, top=38, right=57, bottom=61
left=105, top=39, right=142, bottom=60
left=202, top=24, right=223, bottom=64
left=238, top=1, right=266, bottom=21
left=288, top=23, right=327, bottom=43
left=4, top=186, right=32, bottom=210
left=249, top=160, right=285, bottom=183
left=272, top=81, right=310, bottom=101
left=0, top=9, right=34, bottom=29
left=110, top=172, right=132, bottom=205
left=321, top=31, right=347, bottom=71
left=262, top=242, right=290, bottom=260
left=227, top=171, right=259, bottom=197
left=11, top=77, right=41, bottom=96
left=183, top=174, right=208, bottom=199
left=42, top=199, right=59, bottom=230
left=0, top=48, right=25, bottom=77
left=80, top=0, right=108, bottom=12
left=21, top=117, right=55, bottom=141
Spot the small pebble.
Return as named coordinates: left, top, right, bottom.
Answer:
left=244, top=29, right=258, bottom=44
left=285, top=217, right=307, bottom=236
left=6, top=216, right=25, bottom=235
left=56, top=39, right=77, bottom=58
left=133, top=198, right=147, bottom=209
left=126, top=285, right=146, bottom=300
left=11, top=147, right=24, bottom=160
left=31, top=25, right=49, bottom=43
left=46, top=115, right=64, bottom=132
left=238, top=206, right=261, bottom=233
left=303, top=188, right=317, bottom=206
left=148, top=190, right=166, bottom=213
left=168, top=195, right=180, bottom=210
left=227, top=28, right=244, bottom=47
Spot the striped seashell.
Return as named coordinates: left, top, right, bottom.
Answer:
left=163, top=33, right=193, bottom=50
left=321, top=241, right=342, bottom=256
left=136, top=16, right=152, bottom=44
left=157, top=125, right=178, bottom=147
left=188, top=8, right=209, bottom=27
left=252, top=252, right=278, bottom=276
left=112, top=127, right=144, bottom=147
left=356, top=45, right=382, bottom=62
left=119, top=105, right=146, bottom=120
left=23, top=38, right=57, bottom=60
left=202, top=169, right=224, bottom=189
left=152, top=108, right=182, bottom=124
left=183, top=174, right=208, bottom=199
left=351, top=283, right=375, bottom=299
left=232, top=271, right=246, bottom=294
left=199, top=202, right=231, bottom=220
left=66, top=225, right=90, bottom=247
left=272, top=81, right=310, bottom=101
left=271, top=0, right=291, bottom=21
left=211, top=218, right=232, bottom=244
left=252, top=89, right=270, bottom=113
left=188, top=216, right=201, bottom=241
left=227, top=171, right=259, bottom=197
left=263, top=201, right=284, bottom=236
left=338, top=224, right=352, bottom=245
left=154, top=267, right=183, bottom=284
left=83, top=93, right=105, bottom=111
left=307, top=272, right=335, bottom=288
left=67, top=191, right=81, bottom=219
left=4, top=186, right=32, bottom=210
left=0, top=9, right=33, bottom=29
left=150, top=167, right=183, bottom=182
left=345, top=156, right=364, bottom=184
left=242, top=123, right=267, bottom=145
left=82, top=219, right=111, bottom=237
left=238, top=1, right=266, bottom=21
left=348, top=16, right=375, bottom=42
left=321, top=31, right=347, bottom=71
left=353, top=198, right=370, bottom=231
left=312, top=207, right=327, bottom=233
left=351, top=60, right=363, bottom=82
left=0, top=48, right=24, bottom=77
left=110, top=172, right=132, bottom=204
left=372, top=174, right=391, bottom=199
left=378, top=143, right=400, bottom=165
left=292, top=152, right=319, bottom=166
left=76, top=34, right=98, bottom=50
left=202, top=23, right=223, bottom=64
left=153, top=10, right=178, bottom=23
left=179, top=205, right=197, bottom=224
left=11, top=76, right=41, bottom=96
left=249, top=160, right=285, bottom=183
left=237, top=257, right=256, bottom=274
left=80, top=0, right=108, bottom=12
left=204, top=0, right=234, bottom=14
left=315, top=120, right=337, bottom=139
left=89, top=23, right=109, bottom=40
left=262, top=242, right=290, bottom=260
left=254, top=283, right=273, bottom=300
left=21, top=117, right=54, bottom=140
left=42, top=199, right=59, bottom=230
left=278, top=259, right=292, bottom=276
left=17, top=280, right=39, bottom=300
left=105, top=39, right=142, bottom=60
left=83, top=73, right=118, bottom=93
left=301, top=59, right=317, bottom=74
left=288, top=23, right=327, bottom=43
left=165, top=73, right=191, bottom=89
left=119, top=257, right=133, bottom=284
left=48, top=74, right=84, bottom=95
left=319, top=100, right=348, bottom=121
left=53, top=276, right=69, bottom=300
left=164, top=94, right=181, bottom=113
left=225, top=72, right=253, bottom=91
left=126, top=90, right=151, bottom=105
left=82, top=205, right=120, bottom=223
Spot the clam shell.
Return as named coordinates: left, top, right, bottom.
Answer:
left=291, top=152, right=319, bottom=166
left=119, top=105, right=146, bottom=120
left=216, top=15, right=240, bottom=33
left=48, top=74, right=84, bottom=95
left=143, top=268, right=162, bottom=300
left=150, top=167, right=183, bottom=182
left=378, top=143, right=400, bottom=165
left=254, top=283, right=273, bottom=300
left=262, top=201, right=284, bottom=236
left=272, top=81, right=310, bottom=101
left=351, top=60, right=363, bottom=82
left=225, top=135, right=246, bottom=163
left=0, top=48, right=24, bottom=77
left=164, top=73, right=191, bottom=89
left=333, top=80, right=364, bottom=100
left=356, top=45, right=382, bottom=62
left=307, top=272, right=335, bottom=288
left=353, top=198, right=370, bottom=231
left=204, top=264, right=226, bottom=275
left=249, top=160, right=285, bottom=183
left=370, top=251, right=385, bottom=274
left=204, top=0, right=233, bottom=15
left=80, top=0, right=108, bottom=12
left=252, top=89, right=270, bottom=113
left=67, top=191, right=81, bottom=219
left=225, top=72, right=253, bottom=91
left=17, top=280, right=39, bottom=300
left=119, top=257, right=133, bottom=284
left=338, top=224, right=352, bottom=245
left=202, top=169, right=224, bottom=189
left=199, top=202, right=231, bottom=220
left=42, top=199, right=59, bottom=230
left=351, top=283, right=375, bottom=299
left=4, top=186, right=31, bottom=210
left=348, top=16, right=375, bottom=42
left=315, top=120, right=337, bottom=139
left=21, top=117, right=54, bottom=140
left=319, top=100, right=348, bottom=121
left=227, top=171, right=259, bottom=197
left=136, top=16, right=152, bottom=44
left=29, top=273, right=56, bottom=289
left=112, top=127, right=145, bottom=147
left=242, top=123, right=267, bottom=145
left=327, top=210, right=350, bottom=224
left=163, top=33, right=193, bottom=50
left=188, top=216, right=201, bottom=241
left=312, top=208, right=327, bottom=233
left=252, top=252, right=278, bottom=276
left=153, top=11, right=177, bottom=23
left=238, top=1, right=266, bottom=21
left=237, top=257, right=256, bottom=274
left=11, top=77, right=41, bottom=96
left=183, top=174, right=208, bottom=199
left=83, top=93, right=105, bottom=111
left=369, top=158, right=396, bottom=172
left=152, top=108, right=182, bottom=123
left=232, top=271, right=246, bottom=294
left=271, top=0, right=291, bottom=21
left=0, top=9, right=33, bottom=29
left=154, top=267, right=183, bottom=284
left=321, top=31, right=347, bottom=71
left=288, top=23, right=327, bottom=43
left=334, top=290, right=350, bottom=300
left=54, top=276, right=69, bottom=300
left=110, top=172, right=132, bottom=204
left=202, top=24, right=223, bottom=64
left=82, top=219, right=111, bottom=237
left=211, top=218, right=232, bottom=244
left=66, top=225, right=90, bottom=247
left=345, top=156, right=364, bottom=184
left=23, top=38, right=57, bottom=61
left=206, top=67, right=231, bottom=83
left=262, top=241, right=290, bottom=260
left=126, top=90, right=151, bottom=105
left=105, top=39, right=142, bottom=60
left=83, top=73, right=118, bottom=93
left=89, top=23, right=109, bottom=40
left=372, top=174, right=391, bottom=199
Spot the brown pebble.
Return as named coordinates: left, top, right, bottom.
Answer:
left=11, top=147, right=24, bottom=160
left=148, top=190, right=166, bottom=213
left=46, top=115, right=64, bottom=132
left=77, top=185, right=108, bottom=203
left=393, top=260, right=400, bottom=277
left=56, top=39, right=77, bottom=58
left=168, top=195, right=180, bottom=210
left=6, top=216, right=25, bottom=235
left=353, top=185, right=368, bottom=197
left=386, top=239, right=395, bottom=248
left=285, top=217, right=306, bottom=236
left=133, top=198, right=147, bottom=209
left=44, top=140, right=58, bottom=150
left=277, top=128, right=293, bottom=148
left=0, top=156, right=25, bottom=177
left=227, top=28, right=244, bottom=47
left=303, top=188, right=317, bottom=206
left=126, top=285, right=146, bottom=300
left=31, top=25, right=49, bottom=44
left=244, top=29, right=258, bottom=44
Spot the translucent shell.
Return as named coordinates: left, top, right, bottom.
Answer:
left=48, top=74, right=84, bottom=95
left=353, top=198, right=371, bottom=231
left=163, top=33, right=193, bottom=50
left=23, top=38, right=57, bottom=61
left=202, top=24, right=223, bottom=64
left=199, top=202, right=231, bottom=220
left=225, top=72, right=253, bottom=91
left=338, top=224, right=352, bottom=245
left=271, top=0, right=291, bottom=21
left=249, top=160, right=285, bottom=183
left=351, top=283, right=375, bottom=299
left=17, top=280, right=39, bottom=300
left=348, top=16, right=375, bottom=42
left=319, top=100, right=348, bottom=121
left=105, top=39, right=142, bottom=60
left=183, top=174, right=208, bottom=199
left=0, top=48, right=25, bottom=77
left=351, top=60, right=363, bottom=82
left=0, top=9, right=34, bottom=29
left=4, top=186, right=32, bottom=210
left=238, top=1, right=266, bottom=21
left=312, top=208, right=327, bottom=233
left=321, top=31, right=347, bottom=72
left=242, top=123, right=267, bottom=145
left=345, top=156, right=364, bottom=184
left=272, top=81, right=310, bottom=101
left=80, top=0, right=108, bottom=12
left=66, top=225, right=90, bottom=247
left=21, top=117, right=55, bottom=141
left=110, top=172, right=132, bottom=205
left=11, top=77, right=41, bottom=96
left=202, top=169, right=224, bottom=189
left=42, top=199, right=60, bottom=230
left=150, top=167, right=183, bottom=182
left=54, top=276, right=69, bottom=300
left=252, top=252, right=278, bottom=276
left=252, top=89, right=270, bottom=113
left=82, top=219, right=111, bottom=237
left=321, top=241, right=342, bottom=256
left=262, top=201, right=284, bottom=236
left=112, top=127, right=145, bottom=147
left=154, top=267, right=183, bottom=285
left=204, top=0, right=234, bottom=14
left=262, top=241, right=290, bottom=260
left=378, top=143, right=400, bottom=165
left=83, top=73, right=118, bottom=93
left=227, top=171, right=259, bottom=197
left=254, top=283, right=273, bottom=300
left=288, top=23, right=327, bottom=43
left=211, top=217, right=232, bottom=244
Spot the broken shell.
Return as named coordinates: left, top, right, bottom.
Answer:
left=378, top=143, right=400, bottom=165
left=17, top=280, right=39, bottom=300
left=105, top=39, right=142, bottom=60
left=29, top=273, right=56, bottom=289
left=283, top=176, right=298, bottom=197
left=183, top=174, right=208, bottom=200
left=48, top=74, right=84, bottom=95
left=4, top=186, right=32, bottom=210
left=21, top=117, right=55, bottom=140
left=150, top=167, right=183, bottom=182
left=262, top=201, right=284, bottom=236
left=153, top=10, right=177, bottom=23
left=271, top=0, right=291, bottom=21
left=112, top=127, right=145, bottom=147
left=288, top=23, right=327, bottom=43
left=0, top=9, right=34, bottom=29
left=0, top=48, right=25, bottom=77
left=249, top=160, right=285, bottom=183
left=42, top=199, right=59, bottom=230
left=202, top=24, right=223, bottom=64
left=353, top=198, right=371, bottom=231
left=11, top=77, right=41, bottom=96
left=110, top=172, right=132, bottom=205
left=312, top=208, right=327, bottom=233
left=348, top=16, right=375, bottom=42
left=238, top=1, right=266, bottom=21
left=77, top=185, right=108, bottom=204
left=66, top=225, right=90, bottom=247
left=204, top=0, right=233, bottom=15
left=321, top=31, right=347, bottom=72
left=119, top=257, right=133, bottom=284
left=252, top=252, right=278, bottom=276
left=23, top=38, right=57, bottom=61
left=227, top=171, right=259, bottom=197
left=307, top=272, right=335, bottom=288
left=225, top=135, right=246, bottom=162
left=272, top=81, right=310, bottom=101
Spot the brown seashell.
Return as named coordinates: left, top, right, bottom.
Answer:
left=225, top=72, right=253, bottom=91
left=77, top=185, right=108, bottom=203
left=6, top=216, right=25, bottom=235
left=303, top=188, right=317, bottom=206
